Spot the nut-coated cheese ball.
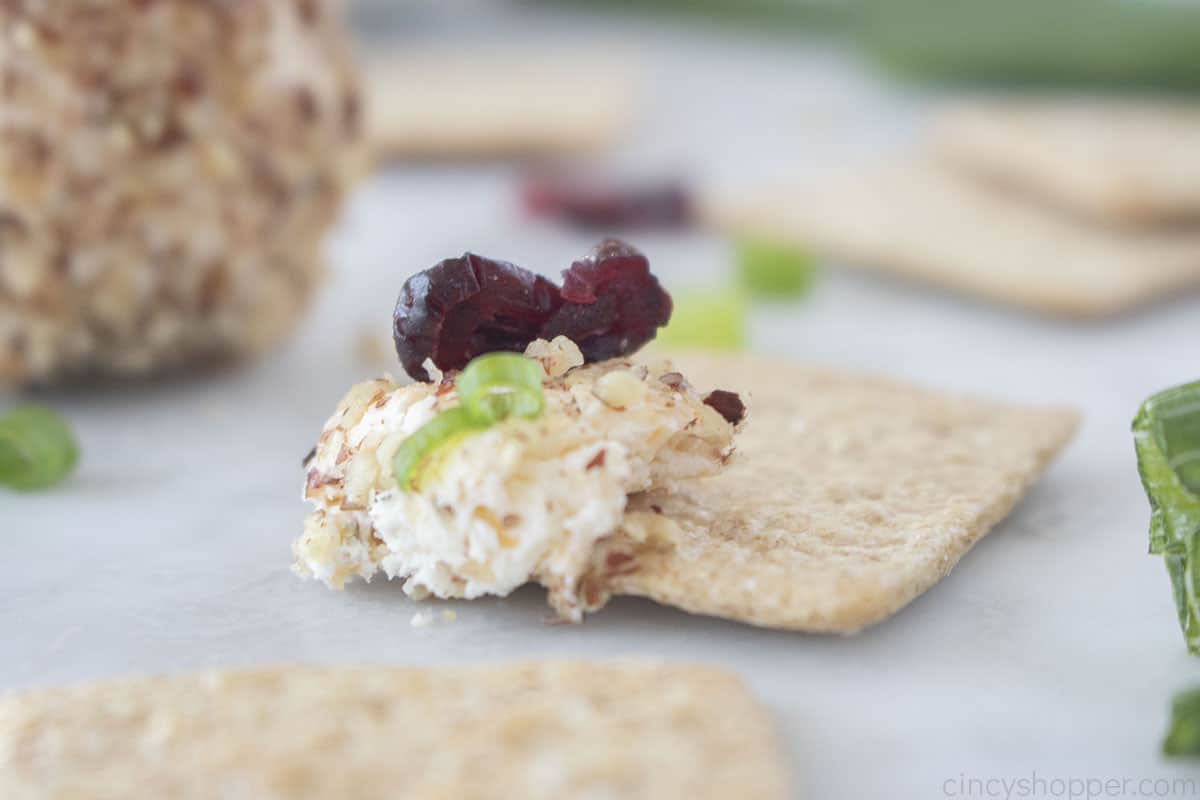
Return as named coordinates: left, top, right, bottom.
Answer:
left=0, top=0, right=364, bottom=383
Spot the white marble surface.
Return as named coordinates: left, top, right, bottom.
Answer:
left=4, top=11, right=1200, bottom=799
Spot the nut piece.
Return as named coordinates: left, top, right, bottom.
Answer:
left=593, top=369, right=648, bottom=410
left=0, top=0, right=365, bottom=385
left=525, top=335, right=585, bottom=378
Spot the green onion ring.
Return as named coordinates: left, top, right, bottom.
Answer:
left=0, top=405, right=79, bottom=492
left=455, top=353, right=545, bottom=425
left=392, top=406, right=489, bottom=490
left=392, top=353, right=546, bottom=489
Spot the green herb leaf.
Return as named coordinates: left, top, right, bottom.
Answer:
left=0, top=405, right=79, bottom=492
left=393, top=354, right=546, bottom=490
left=736, top=238, right=817, bottom=300
left=657, top=288, right=747, bottom=351
left=1164, top=687, right=1200, bottom=757
left=1133, top=380, right=1200, bottom=653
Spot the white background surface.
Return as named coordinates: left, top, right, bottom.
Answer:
left=4, top=8, right=1200, bottom=798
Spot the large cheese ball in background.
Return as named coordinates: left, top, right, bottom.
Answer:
left=0, top=0, right=364, bottom=384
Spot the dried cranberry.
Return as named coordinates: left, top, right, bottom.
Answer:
left=393, top=253, right=561, bottom=381
left=541, top=239, right=672, bottom=363
left=521, top=175, right=693, bottom=229
left=392, top=239, right=672, bottom=380
left=703, top=390, right=745, bottom=426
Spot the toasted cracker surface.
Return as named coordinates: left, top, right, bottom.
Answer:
left=0, top=662, right=786, bottom=800
left=365, top=52, right=634, bottom=160
left=934, top=101, right=1200, bottom=226
left=612, top=353, right=1077, bottom=633
left=703, top=159, right=1200, bottom=317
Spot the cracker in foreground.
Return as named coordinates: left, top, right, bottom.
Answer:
left=365, top=51, right=635, bottom=160
left=703, top=159, right=1200, bottom=317
left=0, top=662, right=787, bottom=800
left=934, top=101, right=1200, bottom=226
left=600, top=352, right=1078, bottom=633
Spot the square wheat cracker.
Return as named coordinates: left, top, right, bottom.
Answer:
left=365, top=52, right=635, bottom=161
left=0, top=662, right=787, bottom=800
left=607, top=352, right=1078, bottom=633
left=702, top=159, right=1200, bottom=317
left=933, top=101, right=1200, bottom=226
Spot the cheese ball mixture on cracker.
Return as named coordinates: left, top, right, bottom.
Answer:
left=295, top=337, right=742, bottom=620
left=0, top=0, right=363, bottom=384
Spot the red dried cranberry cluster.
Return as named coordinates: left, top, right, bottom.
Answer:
left=521, top=176, right=693, bottom=229
left=393, top=239, right=672, bottom=381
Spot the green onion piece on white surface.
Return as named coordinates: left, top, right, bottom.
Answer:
left=735, top=238, right=817, bottom=300
left=1164, top=686, right=1200, bottom=757
left=0, top=405, right=79, bottom=492
left=657, top=288, right=747, bottom=351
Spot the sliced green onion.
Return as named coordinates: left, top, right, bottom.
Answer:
left=392, top=407, right=489, bottom=490
left=456, top=353, right=545, bottom=424
left=657, top=288, right=747, bottom=351
left=0, top=405, right=79, bottom=492
left=393, top=353, right=546, bottom=490
left=736, top=237, right=817, bottom=300
left=1164, top=687, right=1200, bottom=757
left=1133, top=380, right=1200, bottom=653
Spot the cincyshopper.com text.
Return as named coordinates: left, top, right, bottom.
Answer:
left=942, top=772, right=1198, bottom=799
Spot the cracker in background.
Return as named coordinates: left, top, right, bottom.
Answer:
left=0, top=662, right=787, bottom=800
left=934, top=101, right=1200, bottom=226
left=365, top=51, right=635, bottom=160
left=607, top=353, right=1077, bottom=633
left=703, top=159, right=1200, bottom=317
